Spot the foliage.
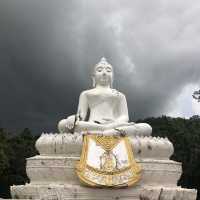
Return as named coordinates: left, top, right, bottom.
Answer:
left=0, top=116, right=200, bottom=198
left=0, top=128, right=39, bottom=198
left=139, top=115, right=200, bottom=199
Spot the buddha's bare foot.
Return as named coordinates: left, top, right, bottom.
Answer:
left=81, top=131, right=104, bottom=136
left=102, top=129, right=120, bottom=136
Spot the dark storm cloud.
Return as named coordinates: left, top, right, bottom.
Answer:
left=0, top=0, right=200, bottom=133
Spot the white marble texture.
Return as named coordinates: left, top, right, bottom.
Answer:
left=11, top=133, right=197, bottom=200
left=25, top=155, right=182, bottom=187
left=35, top=133, right=174, bottom=160
left=11, top=184, right=197, bottom=200
left=11, top=132, right=197, bottom=199
left=58, top=58, right=152, bottom=137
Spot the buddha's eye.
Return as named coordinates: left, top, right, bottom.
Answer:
left=106, top=67, right=112, bottom=72
left=96, top=67, right=103, bottom=72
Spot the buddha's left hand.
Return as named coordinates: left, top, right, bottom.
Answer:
left=98, top=118, right=114, bottom=124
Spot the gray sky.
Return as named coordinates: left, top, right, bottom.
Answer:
left=0, top=0, right=200, bottom=134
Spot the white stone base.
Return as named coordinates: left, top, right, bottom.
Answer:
left=10, top=134, right=197, bottom=199
left=11, top=184, right=197, bottom=200
left=25, top=155, right=182, bottom=187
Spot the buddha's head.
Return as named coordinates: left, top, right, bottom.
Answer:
left=92, top=57, right=113, bottom=88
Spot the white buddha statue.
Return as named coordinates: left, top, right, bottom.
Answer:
left=58, top=57, right=152, bottom=136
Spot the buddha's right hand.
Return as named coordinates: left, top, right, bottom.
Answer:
left=65, top=115, right=76, bottom=130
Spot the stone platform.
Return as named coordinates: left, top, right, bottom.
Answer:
left=10, top=133, right=197, bottom=200
left=23, top=156, right=182, bottom=187
left=11, top=184, right=197, bottom=200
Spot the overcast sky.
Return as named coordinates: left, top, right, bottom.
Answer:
left=0, top=0, right=200, bottom=134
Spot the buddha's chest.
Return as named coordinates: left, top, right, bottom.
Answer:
left=87, top=92, right=118, bottom=109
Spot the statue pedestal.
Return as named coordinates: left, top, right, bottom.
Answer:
left=11, top=183, right=197, bottom=200
left=10, top=133, right=197, bottom=200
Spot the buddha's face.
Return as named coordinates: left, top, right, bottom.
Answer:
left=94, top=64, right=113, bottom=87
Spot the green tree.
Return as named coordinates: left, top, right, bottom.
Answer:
left=0, top=129, right=9, bottom=176
left=0, top=128, right=39, bottom=198
left=141, top=116, right=200, bottom=199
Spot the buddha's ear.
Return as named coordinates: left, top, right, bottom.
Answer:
left=111, top=79, right=113, bottom=88
left=110, top=75, right=114, bottom=88
left=92, top=76, right=96, bottom=87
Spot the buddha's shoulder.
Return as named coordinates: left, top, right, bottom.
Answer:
left=79, top=89, right=94, bottom=97
left=111, top=89, right=126, bottom=99
left=111, top=89, right=125, bottom=96
left=80, top=89, right=100, bottom=97
left=80, top=88, right=126, bottom=98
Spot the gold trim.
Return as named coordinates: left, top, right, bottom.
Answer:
left=76, top=135, right=88, bottom=171
left=124, top=136, right=141, bottom=175
left=86, top=164, right=132, bottom=175
left=93, top=135, right=121, bottom=151
left=76, top=134, right=141, bottom=188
